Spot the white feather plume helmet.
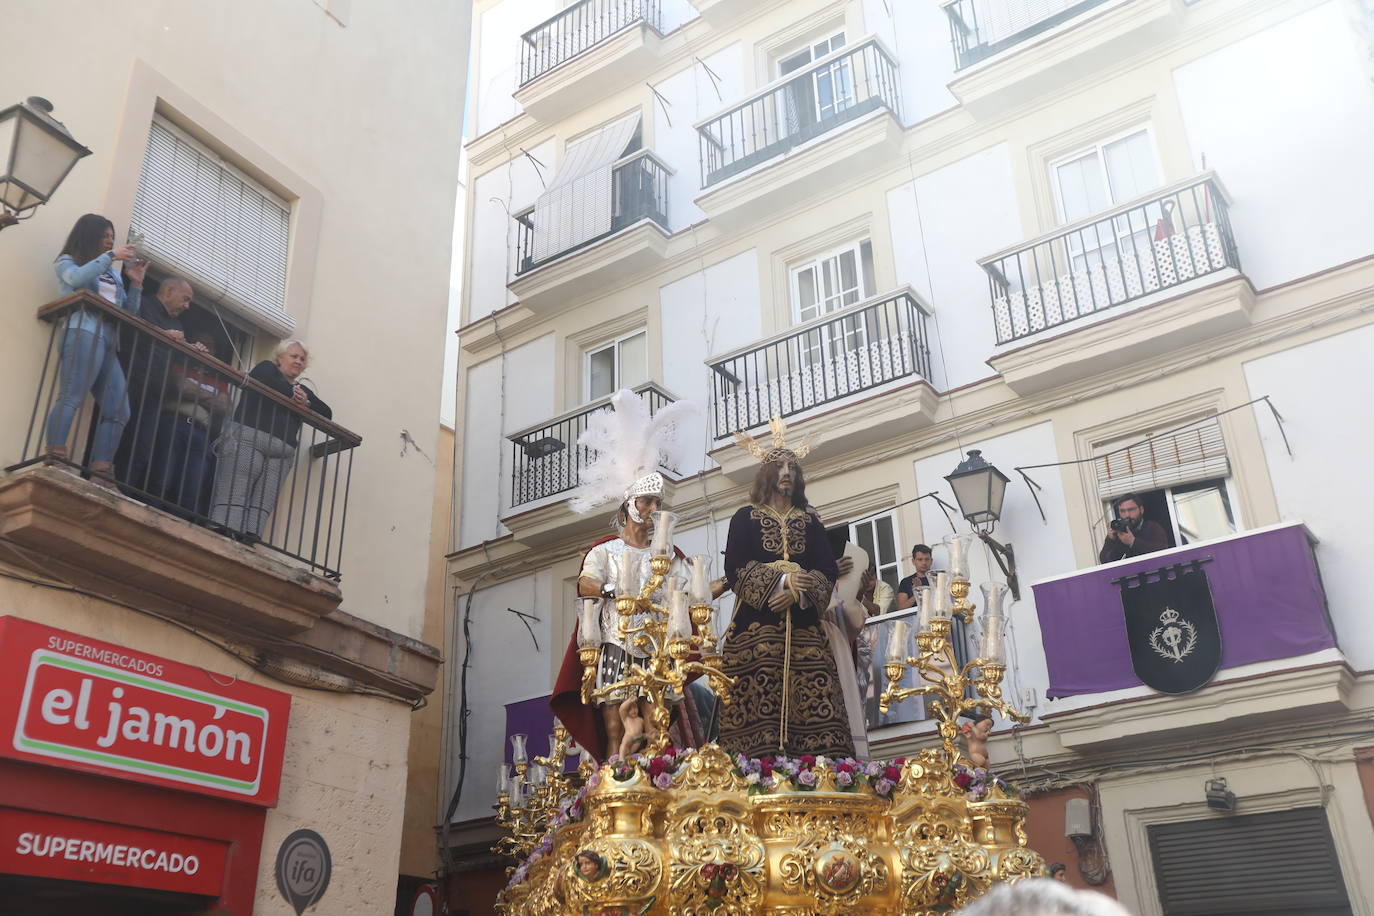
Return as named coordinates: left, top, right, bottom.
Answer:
left=569, top=389, right=699, bottom=515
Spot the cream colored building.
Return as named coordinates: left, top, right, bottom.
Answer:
left=444, top=0, right=1374, bottom=913
left=0, top=1, right=468, bottom=913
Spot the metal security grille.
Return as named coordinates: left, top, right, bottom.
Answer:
left=130, top=116, right=294, bottom=336
left=1094, top=417, right=1230, bottom=501
left=1148, top=807, right=1352, bottom=916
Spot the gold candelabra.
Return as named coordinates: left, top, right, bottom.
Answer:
left=578, top=532, right=734, bottom=757
left=495, top=725, right=582, bottom=862
left=879, top=570, right=1027, bottom=764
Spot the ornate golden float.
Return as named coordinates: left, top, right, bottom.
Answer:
left=495, top=529, right=1045, bottom=915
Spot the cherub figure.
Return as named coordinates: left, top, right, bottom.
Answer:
left=960, top=717, right=993, bottom=768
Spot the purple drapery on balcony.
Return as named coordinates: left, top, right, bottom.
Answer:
left=504, top=695, right=578, bottom=772
left=1033, top=522, right=1336, bottom=698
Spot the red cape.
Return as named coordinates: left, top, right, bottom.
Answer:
left=549, top=538, right=692, bottom=761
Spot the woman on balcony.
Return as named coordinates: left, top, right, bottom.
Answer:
left=209, top=340, right=331, bottom=542
left=44, top=214, right=147, bottom=485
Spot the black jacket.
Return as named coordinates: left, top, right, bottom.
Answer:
left=234, top=360, right=332, bottom=447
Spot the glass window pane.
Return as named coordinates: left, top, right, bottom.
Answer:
left=860, top=239, right=875, bottom=297
left=875, top=514, right=895, bottom=566
left=854, top=521, right=876, bottom=563
left=1170, top=480, right=1236, bottom=545
left=795, top=265, right=819, bottom=320
left=839, top=249, right=858, bottom=296
left=588, top=346, right=615, bottom=399
left=779, top=48, right=811, bottom=75
left=1055, top=152, right=1109, bottom=223
left=618, top=332, right=647, bottom=390
left=1102, top=130, right=1159, bottom=205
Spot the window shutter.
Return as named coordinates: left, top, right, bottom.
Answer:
left=1095, top=417, right=1229, bottom=500
left=531, top=112, right=641, bottom=263
left=130, top=117, right=295, bottom=337
left=1148, top=807, right=1352, bottom=915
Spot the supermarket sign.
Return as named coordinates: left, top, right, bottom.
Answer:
left=0, top=617, right=290, bottom=806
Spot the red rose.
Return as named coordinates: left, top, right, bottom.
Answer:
left=837, top=762, right=855, bottom=774
left=893, top=757, right=907, bottom=766
left=884, top=765, right=901, bottom=782
left=760, top=759, right=774, bottom=776
left=800, top=755, right=817, bottom=767
left=648, top=758, right=668, bottom=777
left=954, top=771, right=973, bottom=788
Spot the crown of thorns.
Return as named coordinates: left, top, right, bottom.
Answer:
left=733, top=416, right=813, bottom=464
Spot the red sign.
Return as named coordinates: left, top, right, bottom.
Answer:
left=0, top=617, right=291, bottom=806
left=0, top=807, right=228, bottom=895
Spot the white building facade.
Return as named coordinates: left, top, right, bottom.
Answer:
left=446, top=0, right=1374, bottom=912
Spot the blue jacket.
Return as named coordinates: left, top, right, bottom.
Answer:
left=54, top=252, right=142, bottom=333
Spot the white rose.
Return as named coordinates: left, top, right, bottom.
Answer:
left=745, top=772, right=760, bottom=785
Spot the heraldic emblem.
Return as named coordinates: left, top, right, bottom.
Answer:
left=1115, top=559, right=1222, bottom=694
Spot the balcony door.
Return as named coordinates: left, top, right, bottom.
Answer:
left=790, top=239, right=876, bottom=374
left=776, top=32, right=852, bottom=140
left=1051, top=127, right=1162, bottom=276
left=585, top=330, right=647, bottom=402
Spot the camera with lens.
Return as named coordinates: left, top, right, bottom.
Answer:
left=1110, top=518, right=1132, bottom=533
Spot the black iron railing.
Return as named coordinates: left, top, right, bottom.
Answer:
left=942, top=0, right=1115, bottom=70
left=514, top=150, right=669, bottom=276
left=981, top=174, right=1239, bottom=345
left=520, top=0, right=662, bottom=86
left=509, top=383, right=676, bottom=507
left=10, top=291, right=361, bottom=579
left=709, top=290, right=932, bottom=439
left=697, top=39, right=900, bottom=189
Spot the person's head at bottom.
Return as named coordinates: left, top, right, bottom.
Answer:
left=959, top=879, right=1132, bottom=916
left=1049, top=862, right=1068, bottom=882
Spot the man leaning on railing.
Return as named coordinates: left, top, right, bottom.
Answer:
left=1098, top=493, right=1169, bottom=564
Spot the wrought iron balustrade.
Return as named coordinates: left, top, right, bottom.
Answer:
left=514, top=150, right=669, bottom=276
left=982, top=174, right=1239, bottom=345
left=697, top=39, right=900, bottom=189
left=709, top=290, right=931, bottom=439
left=942, top=0, right=1115, bottom=69
left=509, top=383, right=676, bottom=507
left=520, top=0, right=662, bottom=86
left=10, top=291, right=360, bottom=579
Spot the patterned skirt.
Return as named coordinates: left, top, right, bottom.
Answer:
left=718, top=601, right=855, bottom=759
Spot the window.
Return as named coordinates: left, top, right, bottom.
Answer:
left=130, top=116, right=294, bottom=337
left=585, top=331, right=646, bottom=401
left=789, top=239, right=876, bottom=369
left=1051, top=126, right=1162, bottom=271
left=849, top=510, right=902, bottom=594
left=775, top=31, right=854, bottom=138
left=1096, top=417, right=1239, bottom=547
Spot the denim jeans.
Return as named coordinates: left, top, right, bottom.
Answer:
left=150, top=414, right=214, bottom=517
left=43, top=323, right=130, bottom=463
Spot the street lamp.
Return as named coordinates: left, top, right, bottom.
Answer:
left=0, top=97, right=91, bottom=231
left=945, top=449, right=1020, bottom=599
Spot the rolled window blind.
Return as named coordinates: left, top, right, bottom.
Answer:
left=1095, top=417, right=1230, bottom=500
left=130, top=117, right=295, bottom=337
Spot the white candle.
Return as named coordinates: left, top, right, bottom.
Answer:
left=887, top=619, right=909, bottom=663
left=616, top=555, right=641, bottom=597
left=668, top=590, right=691, bottom=639
left=510, top=733, right=528, bottom=764
left=649, top=510, right=678, bottom=557
left=980, top=616, right=1007, bottom=664
left=578, top=597, right=601, bottom=648
left=917, top=586, right=934, bottom=630
left=496, top=763, right=510, bottom=797
left=689, top=555, right=712, bottom=605
left=947, top=536, right=967, bottom=579
left=932, top=577, right=952, bottom=621
left=981, top=582, right=1007, bottom=619
left=666, top=575, right=685, bottom=595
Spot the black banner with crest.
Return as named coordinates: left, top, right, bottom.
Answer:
left=1113, top=559, right=1221, bottom=694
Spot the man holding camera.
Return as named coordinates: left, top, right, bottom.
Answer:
left=1098, top=493, right=1169, bottom=563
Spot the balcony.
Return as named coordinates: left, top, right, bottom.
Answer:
left=504, top=383, right=679, bottom=544
left=694, top=38, right=903, bottom=226
left=509, top=150, right=670, bottom=312
left=707, top=288, right=938, bottom=481
left=1033, top=522, right=1346, bottom=749
left=984, top=174, right=1253, bottom=395
left=513, top=0, right=664, bottom=123
left=944, top=0, right=1176, bottom=118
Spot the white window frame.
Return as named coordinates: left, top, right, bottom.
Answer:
left=788, top=238, right=875, bottom=323
left=1050, top=124, right=1165, bottom=273
left=1103, top=477, right=1242, bottom=548
left=583, top=329, right=647, bottom=402
left=848, top=508, right=903, bottom=596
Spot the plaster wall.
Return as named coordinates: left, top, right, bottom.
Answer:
left=861, top=0, right=958, bottom=125
left=0, top=582, right=413, bottom=916
left=886, top=144, right=1024, bottom=389
left=466, top=138, right=556, bottom=324
left=473, top=0, right=557, bottom=136
left=1243, top=322, right=1374, bottom=669
left=1172, top=1, right=1374, bottom=291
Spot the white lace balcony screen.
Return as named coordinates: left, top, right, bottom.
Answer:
left=1094, top=417, right=1230, bottom=500
left=531, top=112, right=641, bottom=263
left=130, top=116, right=294, bottom=337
